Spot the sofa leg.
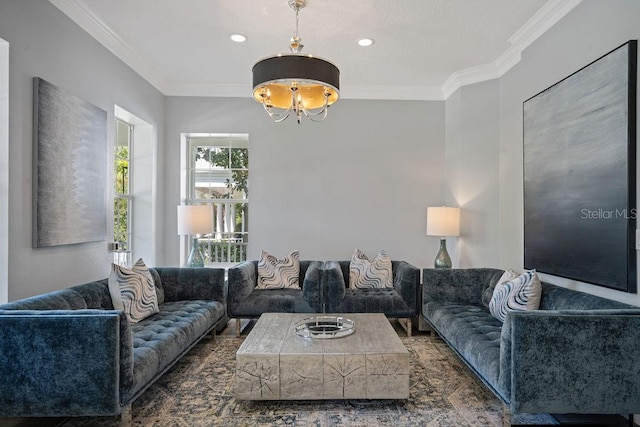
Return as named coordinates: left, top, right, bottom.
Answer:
left=236, top=318, right=242, bottom=337
left=502, top=404, right=511, bottom=427
left=120, top=404, right=132, bottom=427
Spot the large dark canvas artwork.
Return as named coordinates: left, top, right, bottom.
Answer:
left=33, top=78, right=107, bottom=247
left=524, top=41, right=637, bottom=293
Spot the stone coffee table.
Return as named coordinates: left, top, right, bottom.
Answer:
left=235, top=312, right=409, bottom=400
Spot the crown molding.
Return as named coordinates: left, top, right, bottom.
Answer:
left=49, top=0, right=169, bottom=94
left=441, top=63, right=501, bottom=100
left=341, top=84, right=445, bottom=101
left=49, top=0, right=582, bottom=101
left=440, top=0, right=582, bottom=99
left=509, top=0, right=583, bottom=51
left=163, top=82, right=447, bottom=101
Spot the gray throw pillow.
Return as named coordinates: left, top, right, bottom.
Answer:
left=489, top=269, right=542, bottom=322
left=349, top=249, right=393, bottom=289
left=257, top=250, right=300, bottom=289
left=108, top=258, right=159, bottom=323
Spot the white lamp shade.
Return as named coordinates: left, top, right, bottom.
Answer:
left=427, top=207, right=460, bottom=237
left=177, top=205, right=213, bottom=235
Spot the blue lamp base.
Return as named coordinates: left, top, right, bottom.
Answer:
left=434, top=238, right=452, bottom=269
left=186, top=238, right=205, bottom=267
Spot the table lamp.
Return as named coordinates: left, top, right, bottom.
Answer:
left=177, top=205, right=213, bottom=267
left=426, top=206, right=460, bottom=269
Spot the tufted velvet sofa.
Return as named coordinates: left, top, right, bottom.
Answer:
left=227, top=260, right=420, bottom=336
left=0, top=267, right=226, bottom=423
left=323, top=261, right=420, bottom=335
left=227, top=260, right=322, bottom=336
left=422, top=268, right=640, bottom=423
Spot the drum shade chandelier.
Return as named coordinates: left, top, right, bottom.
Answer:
left=252, top=0, right=340, bottom=124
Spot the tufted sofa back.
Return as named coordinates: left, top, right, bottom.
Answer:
left=0, top=280, right=113, bottom=310
left=539, top=282, right=634, bottom=310
left=0, top=268, right=167, bottom=310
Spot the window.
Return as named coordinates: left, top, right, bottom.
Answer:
left=114, top=118, right=132, bottom=251
left=186, top=134, right=249, bottom=264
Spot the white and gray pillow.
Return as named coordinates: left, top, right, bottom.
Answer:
left=108, top=258, right=159, bottom=323
left=489, top=269, right=542, bottom=322
left=349, top=249, right=393, bottom=289
left=482, top=269, right=518, bottom=307
left=257, top=250, right=300, bottom=289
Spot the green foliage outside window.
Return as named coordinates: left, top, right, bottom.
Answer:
left=196, top=146, right=248, bottom=197
left=114, top=145, right=129, bottom=249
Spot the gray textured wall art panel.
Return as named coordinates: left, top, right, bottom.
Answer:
left=33, top=78, right=107, bottom=247
left=523, top=41, right=637, bottom=292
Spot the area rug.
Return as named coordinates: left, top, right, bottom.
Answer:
left=60, top=328, right=557, bottom=427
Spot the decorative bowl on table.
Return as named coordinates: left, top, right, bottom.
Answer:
left=294, top=315, right=356, bottom=339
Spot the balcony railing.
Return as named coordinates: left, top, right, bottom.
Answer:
left=199, top=237, right=247, bottom=264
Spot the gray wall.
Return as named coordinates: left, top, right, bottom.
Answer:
left=0, top=0, right=165, bottom=301
left=445, top=79, right=500, bottom=268
left=492, top=0, right=640, bottom=305
left=165, top=97, right=446, bottom=269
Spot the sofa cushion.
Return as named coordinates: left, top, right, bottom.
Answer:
left=489, top=270, right=542, bottom=322
left=424, top=301, right=504, bottom=400
left=109, top=260, right=159, bottom=323
left=257, top=250, right=300, bottom=289
left=231, top=289, right=316, bottom=316
left=349, top=249, right=393, bottom=289
left=128, top=299, right=225, bottom=398
left=330, top=288, right=415, bottom=317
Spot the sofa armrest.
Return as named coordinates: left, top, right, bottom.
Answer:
left=227, top=261, right=257, bottom=317
left=154, top=267, right=226, bottom=302
left=324, top=261, right=346, bottom=312
left=393, top=261, right=420, bottom=317
left=501, top=309, right=640, bottom=414
left=302, top=261, right=322, bottom=312
left=0, top=309, right=131, bottom=417
left=423, top=268, right=503, bottom=306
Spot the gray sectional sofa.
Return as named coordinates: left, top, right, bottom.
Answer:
left=422, top=268, right=640, bottom=423
left=0, top=267, right=226, bottom=423
left=227, top=260, right=420, bottom=336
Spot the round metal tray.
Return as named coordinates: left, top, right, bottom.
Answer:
left=294, top=315, right=356, bottom=339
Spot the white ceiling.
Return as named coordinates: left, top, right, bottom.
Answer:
left=49, top=0, right=582, bottom=100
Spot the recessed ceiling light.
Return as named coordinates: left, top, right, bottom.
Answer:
left=357, top=38, right=375, bottom=47
left=229, top=33, right=247, bottom=43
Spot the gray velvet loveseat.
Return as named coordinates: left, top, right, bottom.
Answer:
left=227, top=260, right=420, bottom=336
left=422, top=268, right=640, bottom=424
left=0, top=267, right=226, bottom=424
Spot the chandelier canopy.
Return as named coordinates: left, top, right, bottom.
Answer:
left=252, top=0, right=340, bottom=124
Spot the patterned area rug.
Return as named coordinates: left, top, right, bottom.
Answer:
left=60, top=327, right=558, bottom=427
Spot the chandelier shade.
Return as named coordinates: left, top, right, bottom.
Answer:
left=251, top=0, right=340, bottom=123
left=252, top=55, right=340, bottom=110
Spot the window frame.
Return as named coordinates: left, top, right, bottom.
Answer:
left=185, top=133, right=249, bottom=266
left=114, top=118, right=133, bottom=251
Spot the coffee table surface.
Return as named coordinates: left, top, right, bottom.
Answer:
left=235, top=313, right=409, bottom=400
